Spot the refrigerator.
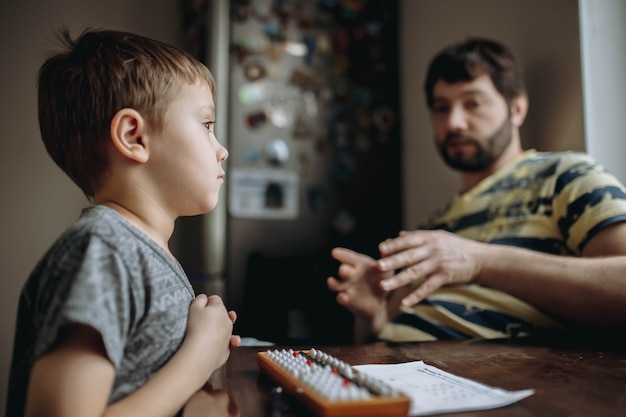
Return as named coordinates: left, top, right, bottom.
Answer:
left=177, top=0, right=402, bottom=345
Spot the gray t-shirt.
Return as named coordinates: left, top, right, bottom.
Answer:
left=7, top=205, right=195, bottom=416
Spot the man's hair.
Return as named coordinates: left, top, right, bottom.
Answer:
left=37, top=28, right=216, bottom=200
left=424, top=38, right=526, bottom=109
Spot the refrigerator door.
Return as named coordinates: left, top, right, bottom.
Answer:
left=182, top=0, right=402, bottom=345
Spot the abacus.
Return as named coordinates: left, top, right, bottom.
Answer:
left=257, top=348, right=411, bottom=417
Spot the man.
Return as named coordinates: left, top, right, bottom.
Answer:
left=327, top=38, right=626, bottom=343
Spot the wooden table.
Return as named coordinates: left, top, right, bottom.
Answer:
left=182, top=336, right=626, bottom=417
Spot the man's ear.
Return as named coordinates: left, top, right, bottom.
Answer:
left=510, top=93, right=529, bottom=128
left=110, top=108, right=149, bottom=163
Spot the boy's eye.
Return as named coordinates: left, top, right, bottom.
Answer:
left=203, top=121, right=215, bottom=131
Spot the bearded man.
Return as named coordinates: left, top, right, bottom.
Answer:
left=327, top=38, right=626, bottom=343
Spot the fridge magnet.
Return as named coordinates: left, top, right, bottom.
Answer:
left=228, top=168, right=299, bottom=220
left=267, top=86, right=299, bottom=128
left=282, top=40, right=308, bottom=57
left=264, top=138, right=290, bottom=166
left=303, top=90, right=319, bottom=118
left=267, top=105, right=290, bottom=128
left=331, top=27, right=350, bottom=54
left=232, top=31, right=271, bottom=55
left=243, top=146, right=262, bottom=165
left=251, top=0, right=273, bottom=22
left=292, top=113, right=314, bottom=140
left=315, top=32, right=332, bottom=55
left=373, top=105, right=397, bottom=144
left=274, top=0, right=297, bottom=25
left=238, top=80, right=272, bottom=105
left=329, top=120, right=350, bottom=149
left=231, top=0, right=251, bottom=22
left=307, top=185, right=331, bottom=212
left=313, top=135, right=330, bottom=154
left=245, top=110, right=268, bottom=129
left=331, top=150, right=357, bottom=183
left=373, top=105, right=396, bottom=133
left=298, top=151, right=312, bottom=177
left=289, top=68, right=322, bottom=91
left=302, top=34, right=317, bottom=66
left=354, top=132, right=372, bottom=152
left=332, top=209, right=356, bottom=235
left=244, top=60, right=267, bottom=82
left=263, top=21, right=282, bottom=41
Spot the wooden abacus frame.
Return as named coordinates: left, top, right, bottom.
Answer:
left=257, top=350, right=411, bottom=417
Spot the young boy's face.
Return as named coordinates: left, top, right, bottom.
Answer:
left=148, top=80, right=228, bottom=216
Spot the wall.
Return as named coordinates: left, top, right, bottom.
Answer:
left=399, top=0, right=584, bottom=229
left=0, top=0, right=180, bottom=412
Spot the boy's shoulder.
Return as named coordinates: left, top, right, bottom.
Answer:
left=59, top=205, right=136, bottom=247
left=39, top=205, right=154, bottom=270
left=68, top=204, right=162, bottom=243
left=27, top=205, right=177, bottom=296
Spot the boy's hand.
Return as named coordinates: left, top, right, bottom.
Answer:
left=227, top=310, right=242, bottom=348
left=186, top=294, right=240, bottom=377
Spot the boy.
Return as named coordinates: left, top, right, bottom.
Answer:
left=6, top=28, right=241, bottom=417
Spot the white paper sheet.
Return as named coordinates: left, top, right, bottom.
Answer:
left=354, top=361, right=534, bottom=416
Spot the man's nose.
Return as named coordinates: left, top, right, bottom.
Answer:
left=446, top=105, right=468, bottom=131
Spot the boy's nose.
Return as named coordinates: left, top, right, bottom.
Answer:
left=218, top=146, right=229, bottom=162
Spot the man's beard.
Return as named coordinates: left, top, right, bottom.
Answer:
left=436, top=117, right=513, bottom=172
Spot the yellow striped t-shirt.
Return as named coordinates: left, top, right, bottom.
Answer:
left=381, top=150, right=626, bottom=341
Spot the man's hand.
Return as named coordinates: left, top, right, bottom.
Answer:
left=377, top=230, right=486, bottom=306
left=327, top=247, right=391, bottom=317
left=326, top=248, right=395, bottom=341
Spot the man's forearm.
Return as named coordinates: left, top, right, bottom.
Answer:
left=476, top=244, right=626, bottom=327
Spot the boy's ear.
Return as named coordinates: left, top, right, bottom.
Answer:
left=110, top=108, right=150, bottom=163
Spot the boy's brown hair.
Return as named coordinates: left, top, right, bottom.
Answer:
left=37, top=28, right=216, bottom=200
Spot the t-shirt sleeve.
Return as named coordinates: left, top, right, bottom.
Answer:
left=553, top=153, right=626, bottom=254
left=33, top=235, right=136, bottom=369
